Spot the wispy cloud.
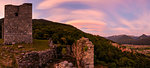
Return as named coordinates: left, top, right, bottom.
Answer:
left=0, top=0, right=150, bottom=36
left=37, top=0, right=123, bottom=9
left=44, top=8, right=105, bottom=22
left=66, top=20, right=106, bottom=35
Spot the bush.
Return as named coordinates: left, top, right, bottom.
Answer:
left=61, top=48, right=66, bottom=55
left=83, top=46, right=88, bottom=51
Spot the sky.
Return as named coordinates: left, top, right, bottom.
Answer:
left=0, top=0, right=150, bottom=37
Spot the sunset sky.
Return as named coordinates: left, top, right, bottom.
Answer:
left=0, top=0, right=150, bottom=36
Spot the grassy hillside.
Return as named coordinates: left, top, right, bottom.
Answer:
left=0, top=18, right=150, bottom=67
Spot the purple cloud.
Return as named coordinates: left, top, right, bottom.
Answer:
left=0, top=0, right=150, bottom=36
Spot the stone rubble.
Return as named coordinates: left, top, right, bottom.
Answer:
left=54, top=61, right=76, bottom=68
left=17, top=49, right=57, bottom=68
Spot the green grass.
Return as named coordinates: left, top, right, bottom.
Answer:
left=2, top=39, right=50, bottom=51
left=0, top=39, right=3, bottom=44
left=0, top=39, right=50, bottom=51
left=23, top=39, right=49, bottom=51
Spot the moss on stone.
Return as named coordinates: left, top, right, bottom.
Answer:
left=83, top=46, right=88, bottom=51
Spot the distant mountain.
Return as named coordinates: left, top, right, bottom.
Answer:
left=107, top=35, right=132, bottom=44
left=107, top=34, right=150, bottom=45
left=138, top=34, right=148, bottom=39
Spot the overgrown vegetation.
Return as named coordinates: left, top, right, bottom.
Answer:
left=0, top=18, right=150, bottom=67
left=32, top=19, right=150, bottom=67
left=0, top=39, right=49, bottom=67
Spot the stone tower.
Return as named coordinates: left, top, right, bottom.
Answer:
left=3, top=3, right=32, bottom=44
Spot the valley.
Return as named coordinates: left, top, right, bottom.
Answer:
left=122, top=44, right=150, bottom=56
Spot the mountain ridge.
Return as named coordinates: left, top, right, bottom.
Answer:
left=107, top=34, right=150, bottom=45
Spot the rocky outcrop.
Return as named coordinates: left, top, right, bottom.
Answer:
left=17, top=49, right=57, bottom=68
left=72, top=37, right=94, bottom=68
left=54, top=61, right=76, bottom=68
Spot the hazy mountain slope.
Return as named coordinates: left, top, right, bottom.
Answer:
left=107, top=34, right=150, bottom=45
left=138, top=34, right=149, bottom=39
left=107, top=35, right=133, bottom=44
left=0, top=18, right=150, bottom=67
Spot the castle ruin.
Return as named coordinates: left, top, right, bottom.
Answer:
left=3, top=3, right=32, bottom=44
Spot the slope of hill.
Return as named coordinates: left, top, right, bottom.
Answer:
left=0, top=18, right=150, bottom=67
left=138, top=34, right=149, bottom=39
left=107, top=35, right=133, bottom=43
left=107, top=34, right=150, bottom=45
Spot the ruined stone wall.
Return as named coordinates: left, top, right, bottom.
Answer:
left=17, top=49, right=57, bottom=68
left=4, top=3, right=32, bottom=44
left=72, top=37, right=94, bottom=68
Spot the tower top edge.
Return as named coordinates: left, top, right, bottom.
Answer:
left=5, top=3, right=32, bottom=7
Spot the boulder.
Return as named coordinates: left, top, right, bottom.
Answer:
left=54, top=61, right=76, bottom=68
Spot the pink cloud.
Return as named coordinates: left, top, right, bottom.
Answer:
left=71, top=10, right=105, bottom=20
left=45, top=8, right=70, bottom=22
left=66, top=20, right=106, bottom=35
left=45, top=8, right=105, bottom=22
left=37, top=0, right=72, bottom=9
left=109, top=10, right=150, bottom=36
left=33, top=12, right=40, bottom=19
left=43, top=8, right=108, bottom=36
left=37, top=0, right=123, bottom=9
left=1, top=0, right=148, bottom=36
left=0, top=0, right=25, bottom=18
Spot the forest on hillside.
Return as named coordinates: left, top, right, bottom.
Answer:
left=0, top=18, right=150, bottom=67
